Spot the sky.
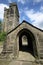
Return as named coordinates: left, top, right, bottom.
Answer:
left=0, top=0, right=43, bottom=30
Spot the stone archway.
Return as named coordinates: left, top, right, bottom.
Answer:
left=17, top=28, right=38, bottom=58
left=19, top=34, right=34, bottom=56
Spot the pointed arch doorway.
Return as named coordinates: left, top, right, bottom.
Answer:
left=17, top=28, right=38, bottom=58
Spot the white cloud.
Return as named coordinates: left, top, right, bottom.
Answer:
left=8, top=0, right=12, bottom=3
left=19, top=9, right=23, bottom=14
left=18, top=0, right=42, bottom=4
left=18, top=0, right=28, bottom=4
left=33, top=0, right=41, bottom=3
left=0, top=4, right=9, bottom=20
left=40, top=6, right=43, bottom=12
left=18, top=0, right=25, bottom=4
left=25, top=9, right=43, bottom=29
left=33, top=0, right=42, bottom=5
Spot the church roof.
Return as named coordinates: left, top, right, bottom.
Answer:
left=7, top=20, right=43, bottom=35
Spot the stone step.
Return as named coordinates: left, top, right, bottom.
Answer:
left=39, top=53, right=43, bottom=59
left=39, top=50, right=43, bottom=53
left=2, top=51, right=12, bottom=53
left=0, top=55, right=6, bottom=59
left=9, top=60, right=40, bottom=65
left=39, top=47, right=43, bottom=48
left=0, top=59, right=41, bottom=65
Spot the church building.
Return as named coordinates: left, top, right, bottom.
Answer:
left=3, top=2, right=43, bottom=65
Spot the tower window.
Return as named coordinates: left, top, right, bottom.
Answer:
left=10, top=8, right=14, bottom=14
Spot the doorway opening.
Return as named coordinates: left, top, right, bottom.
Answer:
left=17, top=29, right=38, bottom=57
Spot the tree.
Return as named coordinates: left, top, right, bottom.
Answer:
left=0, top=20, right=2, bottom=32
left=0, top=32, right=6, bottom=42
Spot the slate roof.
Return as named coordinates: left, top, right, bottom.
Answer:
left=7, top=20, right=43, bottom=35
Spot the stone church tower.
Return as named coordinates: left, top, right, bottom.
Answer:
left=4, top=3, right=19, bottom=33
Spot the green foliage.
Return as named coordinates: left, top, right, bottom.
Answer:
left=0, top=20, right=2, bottom=24
left=0, top=32, right=6, bottom=41
left=0, top=20, right=2, bottom=32
left=0, top=20, right=2, bottom=26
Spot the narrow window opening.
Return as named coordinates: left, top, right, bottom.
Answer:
left=22, top=35, right=28, bottom=46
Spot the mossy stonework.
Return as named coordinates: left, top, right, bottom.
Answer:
left=0, top=2, right=43, bottom=65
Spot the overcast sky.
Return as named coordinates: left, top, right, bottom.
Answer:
left=0, top=0, right=43, bottom=30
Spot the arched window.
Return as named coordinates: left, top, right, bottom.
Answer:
left=22, top=35, right=28, bottom=46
